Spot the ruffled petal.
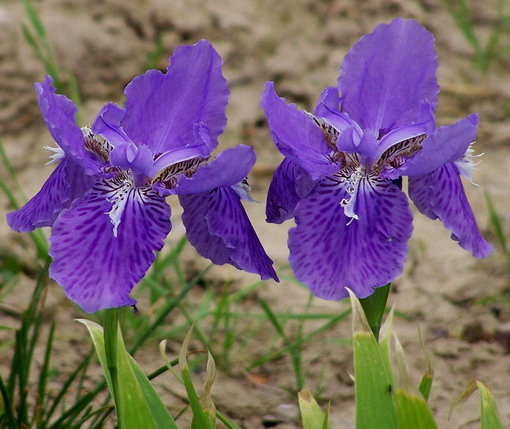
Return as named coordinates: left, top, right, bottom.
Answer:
left=288, top=177, right=413, bottom=300
left=92, top=102, right=130, bottom=147
left=409, top=163, right=492, bottom=257
left=36, top=77, right=99, bottom=173
left=266, top=158, right=315, bottom=224
left=261, top=82, right=337, bottom=180
left=339, top=18, right=439, bottom=133
left=122, top=40, right=228, bottom=153
left=180, top=188, right=278, bottom=281
left=49, top=181, right=171, bottom=313
left=172, top=145, right=255, bottom=195
left=7, top=157, right=92, bottom=232
left=397, top=114, right=478, bottom=177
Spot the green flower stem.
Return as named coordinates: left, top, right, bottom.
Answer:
left=102, top=307, right=125, bottom=406
left=359, top=283, right=391, bottom=341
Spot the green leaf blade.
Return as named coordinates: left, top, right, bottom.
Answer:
left=477, top=381, right=503, bottom=429
left=393, top=389, right=438, bottom=429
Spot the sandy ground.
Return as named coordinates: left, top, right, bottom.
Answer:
left=1, top=0, right=510, bottom=428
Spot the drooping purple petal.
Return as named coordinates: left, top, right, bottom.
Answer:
left=180, top=188, right=278, bottom=281
left=409, top=163, right=492, bottom=258
left=36, top=77, right=100, bottom=174
left=266, top=158, right=315, bottom=224
left=7, top=157, right=92, bottom=232
left=396, top=114, right=478, bottom=177
left=261, top=82, right=338, bottom=180
left=339, top=18, right=439, bottom=133
left=92, top=103, right=130, bottom=147
left=122, top=40, right=228, bottom=154
left=288, top=177, right=413, bottom=300
left=49, top=180, right=171, bottom=313
left=172, top=145, right=255, bottom=195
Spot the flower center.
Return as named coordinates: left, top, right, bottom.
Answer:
left=151, top=157, right=208, bottom=189
left=82, top=127, right=113, bottom=162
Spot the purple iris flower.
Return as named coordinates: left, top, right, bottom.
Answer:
left=8, top=40, right=277, bottom=313
left=261, top=18, right=492, bottom=301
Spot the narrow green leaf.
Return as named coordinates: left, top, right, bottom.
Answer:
left=216, top=410, right=243, bottom=429
left=393, top=390, right=438, bottom=429
left=359, top=283, right=390, bottom=340
left=418, top=373, right=433, bottom=402
left=349, top=290, right=397, bottom=429
left=78, top=319, right=177, bottom=429
left=393, top=336, right=437, bottom=428
left=127, top=354, right=178, bottom=429
left=298, top=389, right=331, bottom=429
left=44, top=351, right=95, bottom=424
left=485, top=190, right=508, bottom=254
left=321, top=402, right=331, bottom=429
left=259, top=297, right=286, bottom=338
left=417, top=328, right=434, bottom=402
left=248, top=309, right=350, bottom=369
left=34, top=322, right=56, bottom=425
left=114, top=329, right=157, bottom=429
left=477, top=381, right=503, bottom=429
left=0, top=374, right=19, bottom=429
left=179, top=327, right=214, bottom=429
left=377, top=306, right=395, bottom=388
left=22, top=0, right=47, bottom=38
left=76, top=320, right=112, bottom=392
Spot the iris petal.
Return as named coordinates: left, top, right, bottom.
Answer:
left=338, top=18, right=439, bottom=132
left=288, top=177, right=413, bottom=299
left=261, top=82, right=337, bottom=180
left=7, top=157, right=92, bottom=231
left=92, top=103, right=130, bottom=147
left=180, top=187, right=278, bottom=281
left=122, top=40, right=228, bottom=153
left=49, top=180, right=171, bottom=313
left=409, top=163, right=492, bottom=257
left=397, top=114, right=478, bottom=177
left=266, top=158, right=315, bottom=224
left=173, top=145, right=256, bottom=195
left=36, top=77, right=100, bottom=174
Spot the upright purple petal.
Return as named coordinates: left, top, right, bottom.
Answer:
left=314, top=86, right=340, bottom=117
left=261, top=82, right=338, bottom=180
left=122, top=40, right=228, bottom=154
left=339, top=18, right=439, bottom=132
left=172, top=145, right=255, bottom=195
left=92, top=103, right=130, bottom=147
left=409, top=163, right=492, bottom=258
left=289, top=178, right=413, bottom=300
left=7, top=157, right=92, bottom=232
left=397, top=114, right=478, bottom=177
left=266, top=158, right=315, bottom=224
left=36, top=77, right=99, bottom=173
left=180, top=188, right=278, bottom=281
left=49, top=181, right=171, bottom=313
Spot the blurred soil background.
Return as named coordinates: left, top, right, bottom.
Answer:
left=1, top=0, right=510, bottom=428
